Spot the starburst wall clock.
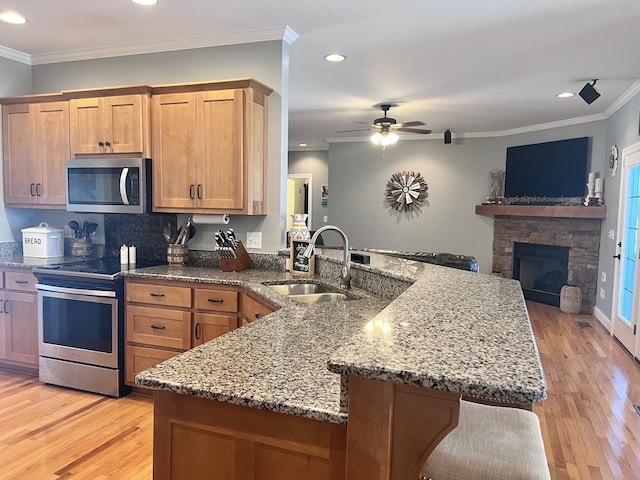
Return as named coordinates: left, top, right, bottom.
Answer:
left=385, top=171, right=428, bottom=212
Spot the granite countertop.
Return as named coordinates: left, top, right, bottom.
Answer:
left=132, top=249, right=547, bottom=425
left=0, top=255, right=84, bottom=268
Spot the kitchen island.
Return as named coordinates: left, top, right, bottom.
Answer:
left=133, top=249, right=547, bottom=480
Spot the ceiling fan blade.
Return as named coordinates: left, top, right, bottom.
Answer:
left=397, top=127, right=432, bottom=134
left=395, top=120, right=425, bottom=128
left=336, top=128, right=374, bottom=133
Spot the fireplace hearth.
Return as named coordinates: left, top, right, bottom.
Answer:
left=513, top=243, right=569, bottom=307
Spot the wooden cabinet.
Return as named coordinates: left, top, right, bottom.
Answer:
left=69, top=94, right=150, bottom=156
left=2, top=101, right=70, bottom=207
left=0, top=269, right=39, bottom=372
left=125, top=278, right=276, bottom=386
left=153, top=389, right=346, bottom=480
left=152, top=79, right=271, bottom=214
left=241, top=291, right=276, bottom=326
left=193, top=287, right=239, bottom=346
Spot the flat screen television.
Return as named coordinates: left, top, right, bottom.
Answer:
left=504, top=137, right=589, bottom=199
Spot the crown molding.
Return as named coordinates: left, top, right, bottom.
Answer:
left=603, top=78, right=640, bottom=117
left=0, top=45, right=30, bottom=65
left=0, top=26, right=297, bottom=65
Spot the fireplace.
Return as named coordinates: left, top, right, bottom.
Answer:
left=513, top=243, right=569, bottom=307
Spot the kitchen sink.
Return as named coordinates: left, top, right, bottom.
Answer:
left=267, top=282, right=341, bottom=296
left=264, top=282, right=353, bottom=303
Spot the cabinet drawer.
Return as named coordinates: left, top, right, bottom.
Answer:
left=126, top=282, right=191, bottom=308
left=194, top=288, right=238, bottom=313
left=125, top=345, right=181, bottom=386
left=242, top=294, right=275, bottom=323
left=4, top=271, right=36, bottom=293
left=126, top=305, right=191, bottom=349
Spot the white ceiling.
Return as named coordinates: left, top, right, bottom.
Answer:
left=1, top=0, right=639, bottom=150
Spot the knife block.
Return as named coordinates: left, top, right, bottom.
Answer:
left=219, top=241, right=252, bottom=272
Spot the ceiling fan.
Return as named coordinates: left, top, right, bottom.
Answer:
left=338, top=104, right=432, bottom=145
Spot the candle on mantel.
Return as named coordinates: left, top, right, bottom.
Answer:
left=595, top=177, right=604, bottom=193
left=588, top=171, right=596, bottom=185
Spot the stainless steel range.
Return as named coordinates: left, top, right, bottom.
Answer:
left=33, top=257, right=162, bottom=397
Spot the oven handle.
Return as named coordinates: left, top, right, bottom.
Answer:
left=36, top=283, right=117, bottom=298
left=120, top=167, right=130, bottom=205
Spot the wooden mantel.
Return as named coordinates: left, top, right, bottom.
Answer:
left=475, top=204, right=606, bottom=219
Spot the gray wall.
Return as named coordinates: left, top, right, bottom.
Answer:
left=288, top=150, right=329, bottom=231
left=327, top=122, right=607, bottom=275
left=2, top=41, right=288, bottom=252
left=597, top=92, right=640, bottom=320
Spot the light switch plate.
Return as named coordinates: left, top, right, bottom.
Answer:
left=608, top=229, right=615, bottom=240
left=246, top=232, right=262, bottom=249
left=323, top=216, right=328, bottom=222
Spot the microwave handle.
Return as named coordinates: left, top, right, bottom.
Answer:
left=119, top=168, right=130, bottom=205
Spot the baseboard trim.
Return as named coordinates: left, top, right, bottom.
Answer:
left=593, top=306, right=612, bottom=332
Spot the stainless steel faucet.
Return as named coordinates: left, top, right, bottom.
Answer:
left=303, top=225, right=352, bottom=289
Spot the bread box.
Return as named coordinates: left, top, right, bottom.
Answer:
left=22, top=222, right=64, bottom=258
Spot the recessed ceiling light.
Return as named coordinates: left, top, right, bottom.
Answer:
left=131, top=0, right=158, bottom=5
left=557, top=92, right=575, bottom=98
left=0, top=12, right=26, bottom=24
left=324, top=54, right=346, bottom=62
left=298, top=143, right=308, bottom=147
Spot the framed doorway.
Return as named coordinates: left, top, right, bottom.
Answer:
left=287, top=174, right=312, bottom=232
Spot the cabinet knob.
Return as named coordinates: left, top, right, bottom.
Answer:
left=255, top=313, right=261, bottom=319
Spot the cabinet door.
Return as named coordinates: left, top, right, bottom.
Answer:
left=34, top=102, right=70, bottom=206
left=69, top=97, right=103, bottom=154
left=125, top=344, right=180, bottom=386
left=242, top=294, right=276, bottom=324
left=152, top=93, right=198, bottom=210
left=4, top=291, right=38, bottom=366
left=197, top=89, right=244, bottom=210
left=0, top=292, right=6, bottom=360
left=2, top=104, right=38, bottom=205
left=193, top=313, right=238, bottom=346
left=104, top=95, right=145, bottom=154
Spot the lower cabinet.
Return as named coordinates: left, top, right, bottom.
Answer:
left=125, top=278, right=276, bottom=386
left=153, top=389, right=347, bottom=480
left=0, top=269, right=39, bottom=373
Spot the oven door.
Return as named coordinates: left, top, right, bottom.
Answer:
left=37, top=284, right=119, bottom=369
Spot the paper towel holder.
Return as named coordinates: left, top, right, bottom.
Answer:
left=192, top=214, right=230, bottom=225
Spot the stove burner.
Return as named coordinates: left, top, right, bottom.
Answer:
left=33, top=257, right=165, bottom=281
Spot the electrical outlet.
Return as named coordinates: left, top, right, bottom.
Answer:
left=599, top=288, right=606, bottom=299
left=601, top=271, right=606, bottom=283
left=323, top=216, right=328, bottom=222
left=608, top=229, right=615, bottom=240
left=246, top=232, right=262, bottom=249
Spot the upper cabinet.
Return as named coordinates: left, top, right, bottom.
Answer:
left=2, top=101, right=70, bottom=208
left=152, top=79, right=272, bottom=215
left=69, top=93, right=150, bottom=157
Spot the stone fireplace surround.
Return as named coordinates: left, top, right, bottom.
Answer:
left=484, top=207, right=604, bottom=314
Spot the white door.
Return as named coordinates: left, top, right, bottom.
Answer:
left=612, top=142, right=640, bottom=358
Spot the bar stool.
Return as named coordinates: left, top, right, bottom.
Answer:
left=420, top=400, right=550, bottom=480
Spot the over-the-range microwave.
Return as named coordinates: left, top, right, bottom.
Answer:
left=66, top=158, right=152, bottom=214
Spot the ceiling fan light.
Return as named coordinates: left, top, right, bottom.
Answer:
left=370, top=132, right=382, bottom=145
left=385, top=132, right=399, bottom=145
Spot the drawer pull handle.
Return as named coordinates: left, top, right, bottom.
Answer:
left=3, top=300, right=8, bottom=314
left=150, top=324, right=166, bottom=330
left=195, top=323, right=200, bottom=339
left=14, top=280, right=29, bottom=284
left=149, top=293, right=165, bottom=297
left=207, top=298, right=223, bottom=303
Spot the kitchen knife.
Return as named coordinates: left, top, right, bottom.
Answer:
left=215, top=231, right=229, bottom=257
left=227, top=228, right=238, bottom=249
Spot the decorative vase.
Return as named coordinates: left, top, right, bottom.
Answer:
left=289, top=214, right=310, bottom=241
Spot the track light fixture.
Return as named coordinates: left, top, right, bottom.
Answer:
left=579, top=79, right=600, bottom=105
left=444, top=129, right=452, bottom=145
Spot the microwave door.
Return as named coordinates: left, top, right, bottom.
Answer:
left=119, top=168, right=130, bottom=205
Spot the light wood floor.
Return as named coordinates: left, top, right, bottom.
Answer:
left=0, top=301, right=639, bottom=479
